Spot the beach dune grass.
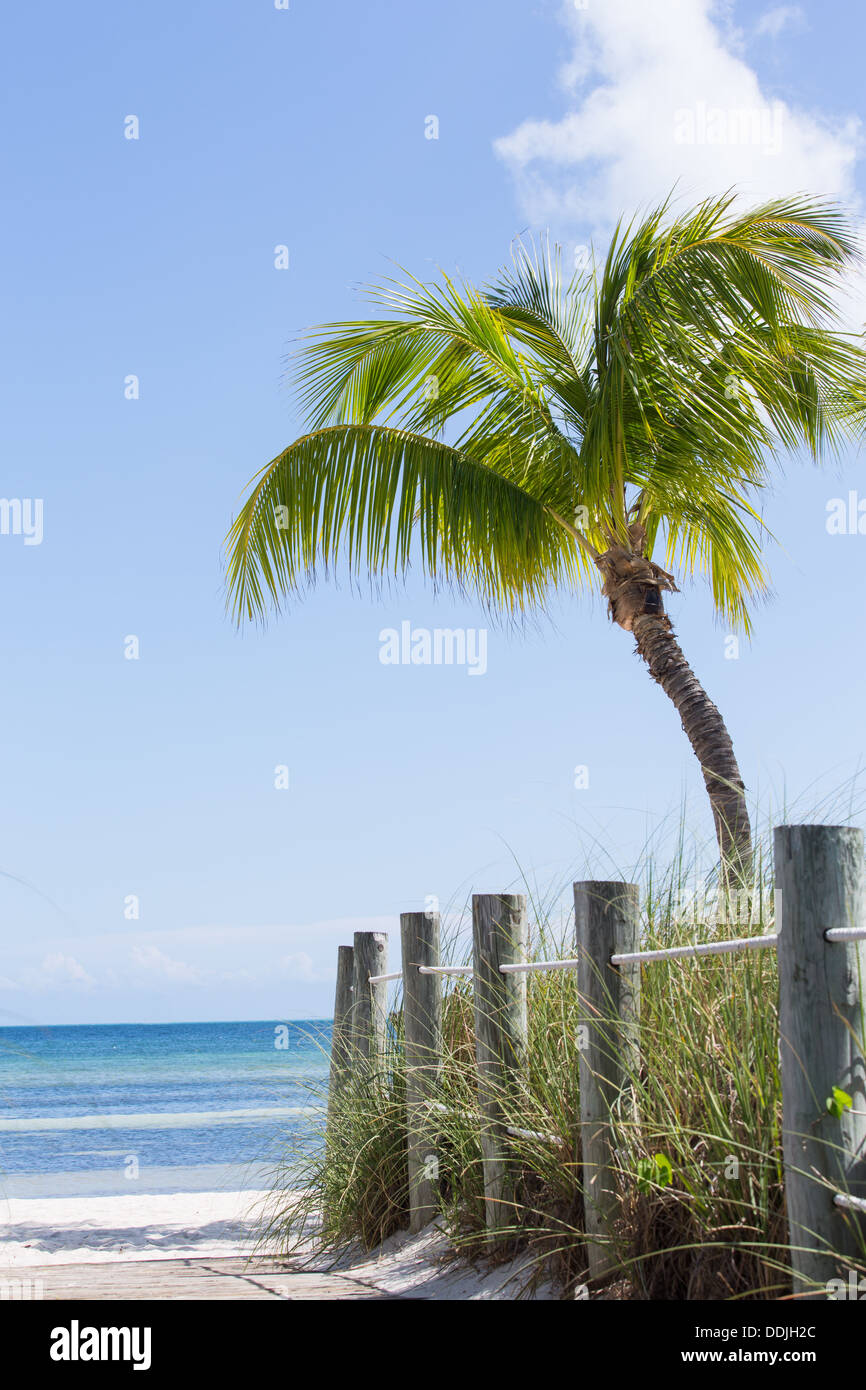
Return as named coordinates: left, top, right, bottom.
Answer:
left=260, top=799, right=866, bottom=1298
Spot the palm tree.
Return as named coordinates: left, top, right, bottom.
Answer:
left=225, top=193, right=865, bottom=883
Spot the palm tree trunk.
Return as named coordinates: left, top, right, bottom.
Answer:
left=595, top=535, right=753, bottom=886
left=631, top=612, right=752, bottom=884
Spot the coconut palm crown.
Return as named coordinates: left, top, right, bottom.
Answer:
left=226, top=192, right=866, bottom=879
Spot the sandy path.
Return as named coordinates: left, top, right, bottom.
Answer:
left=0, top=1190, right=552, bottom=1299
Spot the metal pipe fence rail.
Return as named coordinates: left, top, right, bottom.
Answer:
left=426, top=1100, right=562, bottom=1147
left=609, top=932, right=778, bottom=965
left=328, top=825, right=866, bottom=1298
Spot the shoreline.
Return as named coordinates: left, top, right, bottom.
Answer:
left=0, top=1161, right=279, bottom=1202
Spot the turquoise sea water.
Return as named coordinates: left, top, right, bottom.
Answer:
left=0, top=1020, right=330, bottom=1199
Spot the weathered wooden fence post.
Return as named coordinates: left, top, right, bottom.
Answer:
left=352, top=931, right=389, bottom=1072
left=575, top=880, right=641, bottom=1283
left=327, top=944, right=355, bottom=1120
left=775, top=824, right=866, bottom=1296
left=472, top=892, right=528, bottom=1234
left=324, top=943, right=354, bottom=1229
left=401, top=910, right=443, bottom=1232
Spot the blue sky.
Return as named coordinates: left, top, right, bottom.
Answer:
left=1, top=0, right=865, bottom=1024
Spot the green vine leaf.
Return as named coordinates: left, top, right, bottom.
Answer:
left=826, top=1086, right=853, bottom=1119
left=636, top=1152, right=674, bottom=1194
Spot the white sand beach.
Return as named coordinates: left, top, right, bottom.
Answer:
left=0, top=1189, right=273, bottom=1268
left=0, top=1190, right=552, bottom=1298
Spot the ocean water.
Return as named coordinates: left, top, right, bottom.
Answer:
left=0, top=1020, right=331, bottom=1200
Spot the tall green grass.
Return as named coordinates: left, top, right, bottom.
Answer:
left=258, top=785, right=866, bottom=1298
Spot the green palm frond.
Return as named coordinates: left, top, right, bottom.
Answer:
left=227, top=191, right=866, bottom=629
left=485, top=235, right=593, bottom=376
left=226, top=424, right=586, bottom=623
left=659, top=480, right=772, bottom=636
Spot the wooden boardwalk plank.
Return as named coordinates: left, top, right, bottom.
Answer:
left=0, top=1256, right=397, bottom=1301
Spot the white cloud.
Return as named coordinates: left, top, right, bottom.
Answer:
left=279, top=951, right=327, bottom=982
left=494, top=0, right=860, bottom=239
left=130, top=945, right=202, bottom=984
left=39, top=953, right=95, bottom=988
left=755, top=5, right=806, bottom=38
